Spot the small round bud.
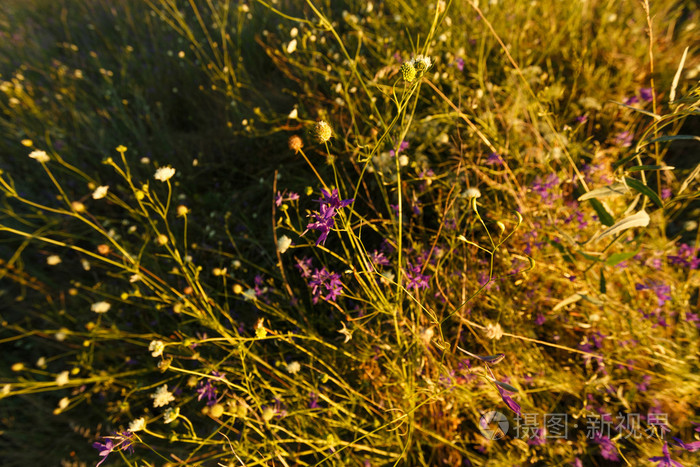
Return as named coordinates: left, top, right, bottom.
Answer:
left=288, top=135, right=303, bottom=154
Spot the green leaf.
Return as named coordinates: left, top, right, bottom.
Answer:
left=588, top=199, right=615, bottom=226
left=643, top=134, right=700, bottom=145
left=476, top=354, right=506, bottom=364
left=599, top=269, right=606, bottom=294
left=605, top=250, right=639, bottom=266
left=625, top=177, right=663, bottom=208
left=627, top=165, right=675, bottom=172
left=493, top=380, right=518, bottom=393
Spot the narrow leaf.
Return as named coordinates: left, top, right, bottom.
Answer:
left=494, top=380, right=518, bottom=393
left=599, top=269, right=606, bottom=294
left=588, top=199, right=615, bottom=226
left=679, top=164, right=700, bottom=195
left=627, top=165, right=675, bottom=172
left=670, top=47, right=689, bottom=103
left=578, top=183, right=629, bottom=201
left=597, top=210, right=650, bottom=241
left=553, top=293, right=582, bottom=311
left=625, top=177, right=662, bottom=208
left=605, top=250, right=639, bottom=266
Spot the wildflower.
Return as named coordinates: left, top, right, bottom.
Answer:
left=28, top=149, right=50, bottom=163
left=163, top=406, right=180, bottom=424
left=93, top=438, right=115, bottom=467
left=648, top=442, right=683, bottom=466
left=295, top=257, right=313, bottom=278
left=129, top=273, right=141, bottom=283
left=593, top=434, right=620, bottom=462
left=55, top=370, right=69, bottom=386
left=148, top=340, right=165, bottom=357
left=116, top=145, right=127, bottom=153
left=400, top=61, right=417, bottom=82
left=288, top=135, right=303, bottom=153
left=277, top=235, right=292, bottom=254
left=286, top=39, right=297, bottom=54
left=308, top=267, right=343, bottom=303
left=91, top=301, right=111, bottom=313
left=242, top=288, right=256, bottom=301
left=309, top=392, right=320, bottom=409
left=151, top=384, right=175, bottom=408
left=615, top=131, right=633, bottom=148
left=485, top=323, right=503, bottom=340
left=93, top=431, right=135, bottom=467
left=154, top=166, right=175, bottom=182
left=412, top=55, right=432, bottom=73
left=404, top=262, right=430, bottom=290
left=312, top=120, right=332, bottom=143
left=156, top=234, right=168, bottom=245
left=196, top=380, right=218, bottom=406
left=463, top=187, right=481, bottom=199
left=639, top=87, right=654, bottom=102
left=306, top=188, right=353, bottom=245
left=673, top=437, right=700, bottom=452
left=338, top=322, right=353, bottom=343
left=128, top=417, right=146, bottom=432
left=485, top=152, right=504, bottom=165
left=46, top=255, right=61, bottom=266
left=177, top=205, right=189, bottom=216
left=92, top=185, right=109, bottom=200
left=286, top=361, right=301, bottom=374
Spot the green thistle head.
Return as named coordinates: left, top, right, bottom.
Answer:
left=401, top=62, right=417, bottom=82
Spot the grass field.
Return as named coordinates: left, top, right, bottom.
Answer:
left=1, top=0, right=699, bottom=465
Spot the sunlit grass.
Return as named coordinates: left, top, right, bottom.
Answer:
left=1, top=0, right=699, bottom=465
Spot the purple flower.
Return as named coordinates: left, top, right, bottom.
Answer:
left=485, top=152, right=504, bottom=166
left=295, top=257, right=313, bottom=278
left=389, top=140, right=409, bottom=157
left=673, top=437, right=700, bottom=452
left=530, top=173, right=561, bottom=205
left=624, top=95, right=640, bottom=105
left=593, top=434, right=620, bottom=461
left=309, top=392, right=320, bottom=409
left=275, top=190, right=300, bottom=206
left=93, top=431, right=134, bottom=467
left=534, top=314, right=546, bottom=326
left=649, top=442, right=683, bottom=466
left=637, top=375, right=652, bottom=392
left=369, top=250, right=390, bottom=267
left=640, top=87, right=654, bottom=102
left=496, top=383, right=521, bottom=415
left=308, top=267, right=343, bottom=303
left=93, top=438, right=114, bottom=467
left=615, top=131, right=633, bottom=148
left=455, top=57, right=465, bottom=71
left=404, top=262, right=430, bottom=290
left=306, top=189, right=353, bottom=246
left=196, top=379, right=218, bottom=406
left=576, top=114, right=588, bottom=124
